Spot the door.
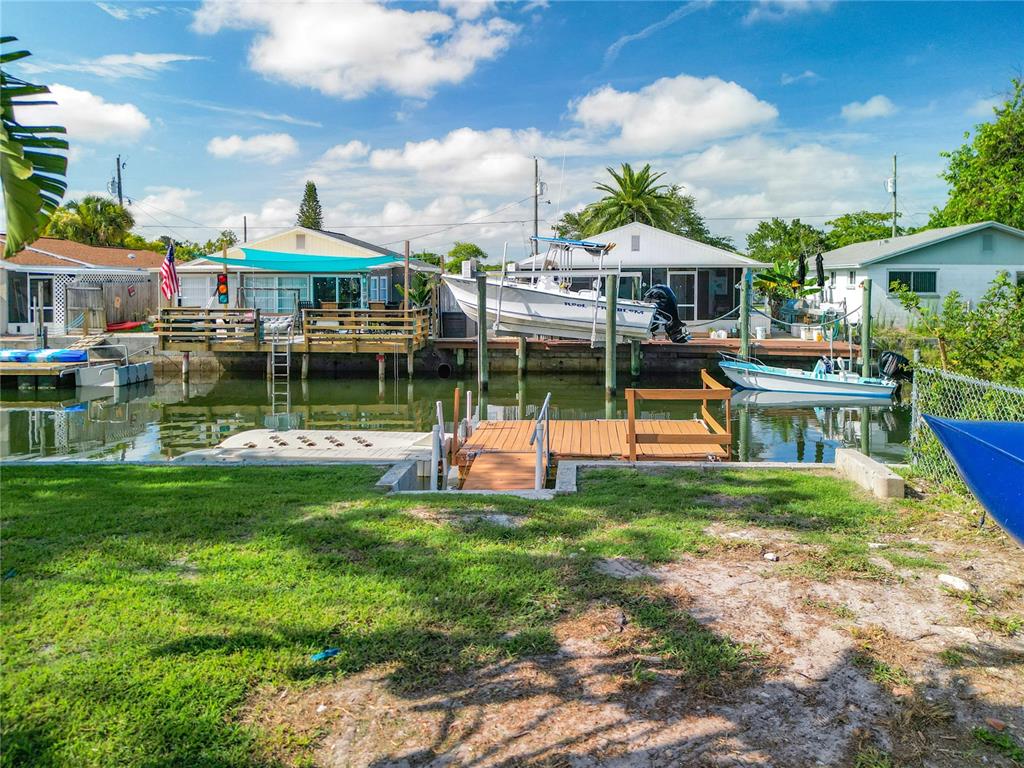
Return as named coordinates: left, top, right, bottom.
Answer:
left=312, top=276, right=337, bottom=308
left=28, top=277, right=54, bottom=324
left=668, top=270, right=696, bottom=322
left=337, top=277, right=361, bottom=308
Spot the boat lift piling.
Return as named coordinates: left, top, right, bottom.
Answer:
left=517, top=336, right=527, bottom=379
left=860, top=278, right=873, bottom=377
left=630, top=340, right=641, bottom=379
left=605, top=274, right=618, bottom=414
left=476, top=272, right=489, bottom=394
left=740, top=268, right=751, bottom=359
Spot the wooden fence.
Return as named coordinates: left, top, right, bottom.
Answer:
left=301, top=307, right=430, bottom=352
left=625, top=370, right=733, bottom=461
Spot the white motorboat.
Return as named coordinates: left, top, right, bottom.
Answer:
left=719, top=354, right=897, bottom=398
left=442, top=236, right=689, bottom=343
left=730, top=389, right=891, bottom=408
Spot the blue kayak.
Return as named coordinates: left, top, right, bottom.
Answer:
left=923, top=415, right=1024, bottom=547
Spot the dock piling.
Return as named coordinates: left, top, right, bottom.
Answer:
left=860, top=278, right=873, bottom=377
left=740, top=267, right=751, bottom=359
left=301, top=353, right=309, bottom=380
left=605, top=274, right=618, bottom=403
left=517, top=336, right=527, bottom=379
left=406, top=345, right=415, bottom=379
left=476, top=273, right=489, bottom=393
left=630, top=339, right=641, bottom=379
left=182, top=351, right=190, bottom=381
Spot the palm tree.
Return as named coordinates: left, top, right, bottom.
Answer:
left=46, top=195, right=134, bottom=246
left=1, top=37, right=69, bottom=257
left=582, top=163, right=682, bottom=235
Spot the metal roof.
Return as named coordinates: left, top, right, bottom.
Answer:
left=819, top=221, right=1024, bottom=268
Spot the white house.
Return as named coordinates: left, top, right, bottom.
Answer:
left=177, top=227, right=438, bottom=312
left=515, top=222, right=767, bottom=332
left=819, top=221, right=1024, bottom=326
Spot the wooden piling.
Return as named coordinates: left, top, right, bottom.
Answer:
left=517, top=336, right=527, bottom=378
left=377, top=353, right=386, bottom=383
left=300, top=352, right=309, bottom=380
left=406, top=345, right=415, bottom=378
left=860, top=278, right=873, bottom=377
left=740, top=267, right=751, bottom=359
left=630, top=339, right=641, bottom=378
left=476, top=273, right=489, bottom=393
left=605, top=274, right=618, bottom=402
left=182, top=351, right=190, bottom=380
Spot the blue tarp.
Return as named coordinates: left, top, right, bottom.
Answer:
left=203, top=248, right=397, bottom=273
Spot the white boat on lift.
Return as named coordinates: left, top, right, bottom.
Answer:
left=719, top=353, right=897, bottom=399
left=442, top=236, right=690, bottom=343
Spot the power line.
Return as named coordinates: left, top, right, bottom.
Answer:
left=129, top=218, right=535, bottom=231
left=381, top=195, right=536, bottom=245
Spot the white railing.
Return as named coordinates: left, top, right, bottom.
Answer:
left=528, top=392, right=552, bottom=491
left=435, top=400, right=449, bottom=482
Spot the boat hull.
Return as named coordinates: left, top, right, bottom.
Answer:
left=923, top=416, right=1024, bottom=547
left=720, top=361, right=896, bottom=398
left=443, top=275, right=655, bottom=341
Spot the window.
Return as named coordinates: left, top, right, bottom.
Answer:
left=982, top=233, right=994, bottom=252
left=295, top=234, right=306, bottom=250
left=369, top=275, right=390, bottom=302
left=631, top=235, right=640, bottom=252
left=848, top=271, right=856, bottom=286
left=888, top=270, right=937, bottom=294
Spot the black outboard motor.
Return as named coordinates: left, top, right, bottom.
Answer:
left=643, top=284, right=690, bottom=343
left=878, top=350, right=912, bottom=382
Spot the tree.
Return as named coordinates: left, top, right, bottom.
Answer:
left=825, top=211, right=906, bottom=249
left=929, top=78, right=1024, bottom=230
left=415, top=251, right=442, bottom=268
left=173, top=230, right=239, bottom=261
left=670, top=190, right=735, bottom=250
left=1, top=37, right=69, bottom=257
left=553, top=210, right=587, bottom=240
left=446, top=241, right=487, bottom=273
left=122, top=232, right=165, bottom=252
left=581, top=163, right=682, bottom=234
left=296, top=180, right=323, bottom=230
left=745, top=218, right=826, bottom=263
left=45, top=195, right=134, bottom=246
left=892, top=271, right=1024, bottom=385
left=753, top=259, right=821, bottom=319
left=396, top=272, right=436, bottom=308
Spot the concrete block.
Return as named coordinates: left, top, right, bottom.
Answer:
left=834, top=448, right=904, bottom=499
left=375, top=461, right=419, bottom=493
left=554, top=461, right=579, bottom=494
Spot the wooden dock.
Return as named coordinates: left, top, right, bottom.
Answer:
left=457, top=373, right=732, bottom=491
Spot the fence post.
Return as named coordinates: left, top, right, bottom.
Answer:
left=627, top=388, right=637, bottom=462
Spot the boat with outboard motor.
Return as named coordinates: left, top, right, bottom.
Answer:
left=442, top=236, right=690, bottom=343
left=719, top=352, right=900, bottom=398
left=924, top=415, right=1024, bottom=547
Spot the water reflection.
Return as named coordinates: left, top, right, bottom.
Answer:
left=0, top=373, right=911, bottom=464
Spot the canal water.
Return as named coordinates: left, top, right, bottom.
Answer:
left=0, top=373, right=911, bottom=463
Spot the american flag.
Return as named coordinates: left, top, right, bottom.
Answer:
left=160, top=242, right=180, bottom=301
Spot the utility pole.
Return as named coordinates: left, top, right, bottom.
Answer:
left=115, top=155, right=124, bottom=206
left=533, top=157, right=539, bottom=256
left=890, top=154, right=897, bottom=238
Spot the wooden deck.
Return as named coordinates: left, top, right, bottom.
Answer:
left=461, top=452, right=538, bottom=491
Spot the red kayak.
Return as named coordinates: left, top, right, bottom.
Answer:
left=106, top=321, right=147, bottom=332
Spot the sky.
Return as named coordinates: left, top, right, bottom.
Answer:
left=6, top=0, right=1022, bottom=260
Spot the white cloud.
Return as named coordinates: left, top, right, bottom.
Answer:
left=781, top=69, right=819, bottom=85
left=14, top=83, right=150, bottom=143
left=192, top=0, right=518, bottom=99
left=604, top=2, right=711, bottom=65
left=437, top=0, right=495, bottom=21
left=321, top=140, right=370, bottom=165
left=21, top=52, right=204, bottom=79
left=841, top=94, right=897, bottom=121
left=743, top=0, right=834, bottom=24
left=967, top=97, right=1000, bottom=118
left=206, top=133, right=299, bottom=163
left=170, top=98, right=322, bottom=128
left=571, top=74, right=778, bottom=153
left=95, top=2, right=162, bottom=20
left=130, top=187, right=197, bottom=218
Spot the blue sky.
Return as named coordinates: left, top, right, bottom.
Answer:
left=6, top=0, right=1022, bottom=257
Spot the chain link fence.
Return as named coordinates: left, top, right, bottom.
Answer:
left=910, top=366, right=1024, bottom=490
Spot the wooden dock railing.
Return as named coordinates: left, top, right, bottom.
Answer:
left=156, top=307, right=260, bottom=351
left=625, top=370, right=733, bottom=462
left=301, top=307, right=430, bottom=352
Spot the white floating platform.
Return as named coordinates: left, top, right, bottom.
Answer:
left=174, top=429, right=441, bottom=470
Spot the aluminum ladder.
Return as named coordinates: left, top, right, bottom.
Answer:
left=266, top=317, right=293, bottom=421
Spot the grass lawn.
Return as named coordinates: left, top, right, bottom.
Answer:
left=0, top=465, right=1019, bottom=767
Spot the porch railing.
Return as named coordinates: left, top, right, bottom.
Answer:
left=156, top=307, right=260, bottom=350
left=301, top=307, right=430, bottom=349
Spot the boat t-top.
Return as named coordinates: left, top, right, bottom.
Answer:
left=442, top=236, right=690, bottom=344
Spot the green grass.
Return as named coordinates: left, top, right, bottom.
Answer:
left=0, top=465, right=948, bottom=767
left=972, top=727, right=1024, bottom=764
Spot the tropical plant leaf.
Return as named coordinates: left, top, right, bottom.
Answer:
left=1, top=36, right=68, bottom=257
